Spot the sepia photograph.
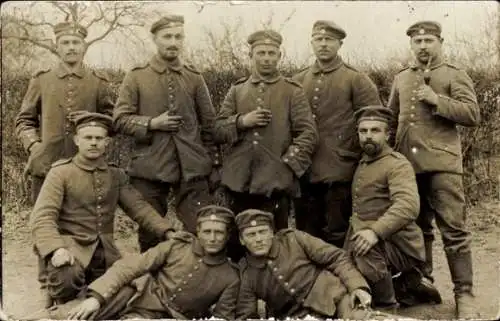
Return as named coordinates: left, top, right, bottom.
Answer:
left=1, top=0, right=499, bottom=320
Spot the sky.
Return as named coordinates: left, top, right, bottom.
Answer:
left=2, top=1, right=499, bottom=70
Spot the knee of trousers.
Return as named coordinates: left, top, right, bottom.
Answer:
left=354, top=254, right=390, bottom=283
left=46, top=262, right=86, bottom=301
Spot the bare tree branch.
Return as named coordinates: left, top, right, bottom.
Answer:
left=50, top=1, right=71, bottom=21
left=83, top=3, right=104, bottom=29
left=2, top=35, right=57, bottom=55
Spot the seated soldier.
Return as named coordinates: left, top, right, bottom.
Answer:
left=30, top=112, right=175, bottom=307
left=344, top=105, right=442, bottom=312
left=235, top=209, right=373, bottom=320
left=49, top=205, right=239, bottom=320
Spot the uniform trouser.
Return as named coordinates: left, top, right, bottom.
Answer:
left=286, top=293, right=367, bottom=320
left=130, top=176, right=213, bottom=252
left=42, top=242, right=107, bottom=303
left=224, top=189, right=290, bottom=262
left=347, top=241, right=419, bottom=306
left=415, top=172, right=473, bottom=292
left=294, top=180, right=352, bottom=248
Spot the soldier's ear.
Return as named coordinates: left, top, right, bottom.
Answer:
left=73, top=132, right=80, bottom=146
left=104, top=136, right=111, bottom=147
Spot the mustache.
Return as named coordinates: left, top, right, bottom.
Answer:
left=166, top=46, right=179, bottom=50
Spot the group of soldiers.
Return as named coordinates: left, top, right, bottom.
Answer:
left=16, top=13, right=480, bottom=320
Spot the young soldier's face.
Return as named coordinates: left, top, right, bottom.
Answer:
left=197, top=221, right=229, bottom=254
left=358, top=120, right=389, bottom=156
left=410, top=34, right=443, bottom=65
left=154, top=26, right=184, bottom=61
left=240, top=224, right=274, bottom=257
left=250, top=44, right=281, bottom=76
left=73, top=126, right=110, bottom=160
left=311, top=34, right=342, bottom=62
left=56, top=35, right=85, bottom=65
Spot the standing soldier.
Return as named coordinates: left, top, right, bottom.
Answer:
left=113, top=15, right=220, bottom=252
left=388, top=21, right=480, bottom=319
left=15, top=22, right=114, bottom=205
left=214, top=30, right=318, bottom=260
left=30, top=112, right=175, bottom=308
left=345, top=106, right=441, bottom=312
left=293, top=21, right=381, bottom=248
left=15, top=21, right=114, bottom=309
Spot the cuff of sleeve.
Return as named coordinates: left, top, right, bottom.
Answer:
left=37, top=241, right=66, bottom=259
left=23, top=130, right=41, bottom=152
left=369, top=223, right=391, bottom=240
left=87, top=290, right=106, bottom=305
left=431, top=95, right=448, bottom=116
left=131, top=116, right=153, bottom=142
left=281, top=146, right=306, bottom=177
left=347, top=278, right=370, bottom=294
left=226, top=114, right=242, bottom=144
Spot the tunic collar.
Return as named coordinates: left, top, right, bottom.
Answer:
left=191, top=238, right=229, bottom=266
left=56, top=62, right=85, bottom=79
left=250, top=69, right=281, bottom=84
left=150, top=54, right=183, bottom=74
left=311, top=55, right=343, bottom=74
left=72, top=154, right=108, bottom=171
left=360, top=145, right=393, bottom=164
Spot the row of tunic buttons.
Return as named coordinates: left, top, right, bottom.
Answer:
left=267, top=260, right=303, bottom=302
left=409, top=72, right=423, bottom=154
left=169, top=258, right=202, bottom=302
left=65, top=76, right=76, bottom=134
left=253, top=83, right=266, bottom=146
left=95, top=173, right=104, bottom=230
left=311, top=74, right=324, bottom=120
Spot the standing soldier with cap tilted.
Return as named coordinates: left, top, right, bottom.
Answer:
left=15, top=21, right=114, bottom=308
left=29, top=112, right=176, bottom=309
left=345, top=105, right=441, bottom=313
left=113, top=15, right=220, bottom=252
left=293, top=21, right=381, bottom=248
left=62, top=205, right=239, bottom=320
left=214, top=29, right=318, bottom=261
left=235, top=209, right=373, bottom=320
left=387, top=21, right=480, bottom=319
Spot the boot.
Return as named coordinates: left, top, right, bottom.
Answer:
left=370, top=275, right=399, bottom=313
left=446, top=251, right=478, bottom=319
left=395, top=267, right=442, bottom=306
left=422, top=236, right=434, bottom=282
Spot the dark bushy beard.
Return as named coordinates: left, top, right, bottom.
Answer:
left=362, top=140, right=382, bottom=157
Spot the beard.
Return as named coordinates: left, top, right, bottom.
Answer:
left=362, top=141, right=382, bottom=156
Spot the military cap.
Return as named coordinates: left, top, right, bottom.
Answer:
left=312, top=20, right=346, bottom=39
left=235, top=209, right=274, bottom=231
left=150, top=15, right=185, bottom=34
left=406, top=20, right=442, bottom=38
left=247, top=30, right=282, bottom=48
left=54, top=22, right=88, bottom=39
left=196, top=205, right=235, bottom=225
left=73, top=111, right=113, bottom=132
left=354, top=105, right=394, bottom=124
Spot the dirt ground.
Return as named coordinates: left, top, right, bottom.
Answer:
left=2, top=203, right=499, bottom=320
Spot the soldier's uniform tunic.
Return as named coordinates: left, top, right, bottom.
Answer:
left=31, top=154, right=174, bottom=303
left=237, top=229, right=369, bottom=319
left=345, top=145, right=424, bottom=305
left=214, top=72, right=318, bottom=260
left=114, top=54, right=219, bottom=250
left=86, top=232, right=239, bottom=320
left=15, top=63, right=114, bottom=203
left=293, top=55, right=380, bottom=247
left=387, top=57, right=480, bottom=293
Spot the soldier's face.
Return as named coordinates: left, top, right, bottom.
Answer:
left=56, top=35, right=85, bottom=65
left=250, top=44, right=281, bottom=76
left=73, top=126, right=110, bottom=160
left=311, top=35, right=342, bottom=62
left=197, top=221, right=229, bottom=254
left=358, top=120, right=389, bottom=156
left=240, top=225, right=274, bottom=257
left=410, top=34, right=443, bottom=64
left=154, top=26, right=184, bottom=61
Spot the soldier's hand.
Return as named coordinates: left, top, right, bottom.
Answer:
left=67, top=297, right=101, bottom=320
left=150, top=112, right=183, bottom=132
left=51, top=248, right=75, bottom=267
left=350, top=229, right=379, bottom=257
left=240, top=109, right=272, bottom=128
left=416, top=84, right=439, bottom=106
left=350, top=288, right=372, bottom=309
